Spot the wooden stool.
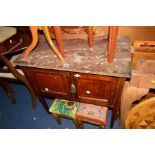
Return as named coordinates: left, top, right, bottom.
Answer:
left=76, top=103, right=108, bottom=129
left=49, top=99, right=79, bottom=128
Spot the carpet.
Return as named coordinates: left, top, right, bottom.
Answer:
left=0, top=83, right=120, bottom=129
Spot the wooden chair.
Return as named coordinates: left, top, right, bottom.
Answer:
left=22, top=26, right=119, bottom=63
left=0, top=26, right=37, bottom=108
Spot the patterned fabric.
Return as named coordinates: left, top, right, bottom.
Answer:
left=76, top=103, right=108, bottom=125
left=0, top=27, right=16, bottom=43
left=49, top=99, right=79, bottom=118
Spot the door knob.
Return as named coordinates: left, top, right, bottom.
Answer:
left=74, top=74, right=80, bottom=78
left=86, top=90, right=91, bottom=94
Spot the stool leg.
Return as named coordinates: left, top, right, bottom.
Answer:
left=99, top=125, right=105, bottom=129
left=77, top=119, right=84, bottom=129
left=52, top=113, right=62, bottom=125
left=72, top=118, right=80, bottom=129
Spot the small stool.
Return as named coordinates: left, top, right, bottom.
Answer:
left=76, top=103, right=108, bottom=129
left=49, top=99, right=80, bottom=128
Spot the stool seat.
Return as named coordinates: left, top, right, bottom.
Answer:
left=76, top=103, right=108, bottom=128
left=49, top=99, right=79, bottom=119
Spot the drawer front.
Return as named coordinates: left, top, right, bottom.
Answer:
left=71, top=73, right=117, bottom=106
left=23, top=68, right=72, bottom=99
left=0, top=34, right=21, bottom=53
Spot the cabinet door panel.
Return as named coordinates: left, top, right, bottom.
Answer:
left=23, top=67, right=71, bottom=99
left=71, top=73, right=116, bottom=106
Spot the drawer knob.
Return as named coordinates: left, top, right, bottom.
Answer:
left=9, top=39, right=12, bottom=44
left=45, top=88, right=49, bottom=91
left=74, top=74, right=80, bottom=78
left=86, top=90, right=91, bottom=94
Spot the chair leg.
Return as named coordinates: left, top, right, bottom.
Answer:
left=0, top=54, right=37, bottom=108
left=87, top=26, right=94, bottom=48
left=23, top=26, right=39, bottom=58
left=0, top=79, right=15, bottom=104
left=52, top=113, right=62, bottom=125
left=107, top=26, right=119, bottom=63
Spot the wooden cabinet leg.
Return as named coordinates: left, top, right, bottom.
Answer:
left=52, top=113, right=62, bottom=125
left=107, top=26, right=119, bottom=63
left=87, top=26, right=94, bottom=48
left=23, top=26, right=39, bottom=58
left=32, top=91, right=49, bottom=111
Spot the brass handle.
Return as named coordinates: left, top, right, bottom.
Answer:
left=71, top=84, right=76, bottom=93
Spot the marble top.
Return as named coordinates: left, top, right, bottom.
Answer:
left=14, top=34, right=131, bottom=78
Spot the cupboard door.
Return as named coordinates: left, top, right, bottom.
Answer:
left=23, top=67, right=72, bottom=99
left=70, top=72, right=117, bottom=106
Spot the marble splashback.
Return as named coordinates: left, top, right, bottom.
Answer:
left=14, top=34, right=131, bottom=78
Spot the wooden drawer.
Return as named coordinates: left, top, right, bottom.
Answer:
left=0, top=34, right=21, bottom=53
left=70, top=72, right=117, bottom=106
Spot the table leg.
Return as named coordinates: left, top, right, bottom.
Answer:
left=107, top=26, right=119, bottom=63
left=23, top=26, right=39, bottom=58
left=42, top=26, right=64, bottom=61
left=87, top=26, right=94, bottom=48
left=53, top=26, right=64, bottom=57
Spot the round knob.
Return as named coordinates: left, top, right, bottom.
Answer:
left=45, top=88, right=49, bottom=91
left=74, top=74, right=80, bottom=78
left=86, top=90, right=91, bottom=94
left=9, top=39, right=12, bottom=44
